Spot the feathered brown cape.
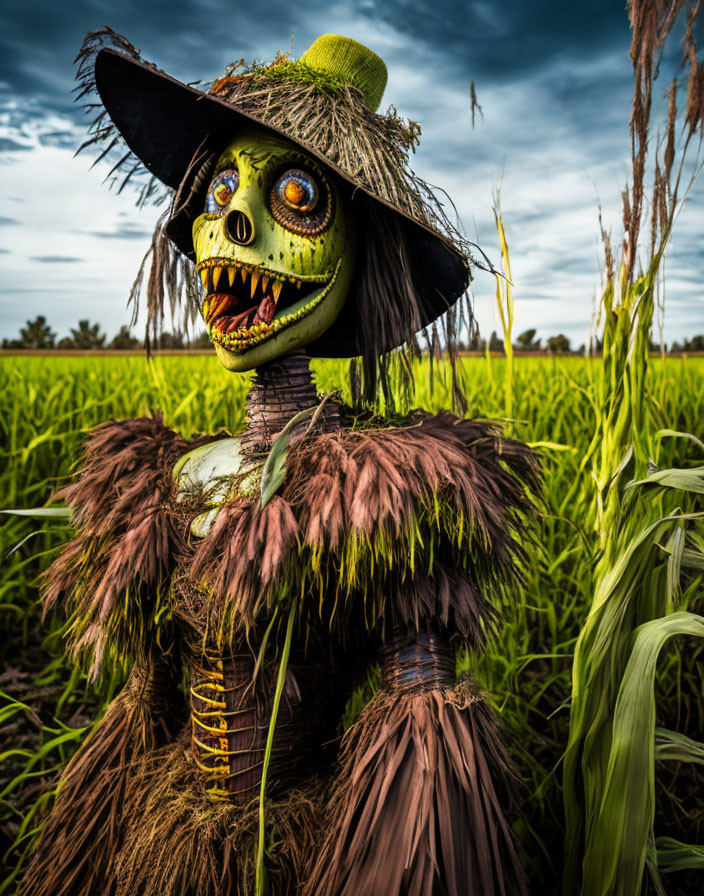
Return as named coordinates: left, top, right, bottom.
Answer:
left=44, top=410, right=538, bottom=667
left=24, top=410, right=538, bottom=896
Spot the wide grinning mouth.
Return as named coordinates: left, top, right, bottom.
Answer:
left=197, top=258, right=338, bottom=352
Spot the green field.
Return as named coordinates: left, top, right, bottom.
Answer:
left=1, top=353, right=703, bottom=894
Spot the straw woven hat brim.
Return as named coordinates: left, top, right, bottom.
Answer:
left=94, top=48, right=470, bottom=356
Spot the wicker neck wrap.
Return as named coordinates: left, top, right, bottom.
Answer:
left=240, top=349, right=340, bottom=456
left=381, top=626, right=455, bottom=692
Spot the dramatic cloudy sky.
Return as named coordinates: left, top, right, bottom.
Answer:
left=1, top=0, right=702, bottom=346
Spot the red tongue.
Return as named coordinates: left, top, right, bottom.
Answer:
left=226, top=307, right=256, bottom=332
left=221, top=294, right=275, bottom=334
left=254, top=295, right=275, bottom=325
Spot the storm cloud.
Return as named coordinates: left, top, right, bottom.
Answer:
left=0, top=0, right=702, bottom=345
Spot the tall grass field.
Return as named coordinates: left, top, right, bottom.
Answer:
left=2, top=3, right=704, bottom=894
left=0, top=353, right=703, bottom=895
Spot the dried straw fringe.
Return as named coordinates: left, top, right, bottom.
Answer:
left=21, top=700, right=325, bottom=896
left=42, top=413, right=539, bottom=675
left=75, top=29, right=200, bottom=348
left=184, top=411, right=540, bottom=647
left=211, top=60, right=468, bottom=249
left=303, top=679, right=527, bottom=896
left=19, top=654, right=185, bottom=896
left=74, top=28, right=166, bottom=209
left=113, top=745, right=326, bottom=896
left=41, top=415, right=195, bottom=678
left=129, top=209, right=201, bottom=352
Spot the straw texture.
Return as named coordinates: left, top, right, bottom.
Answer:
left=29, top=408, right=538, bottom=894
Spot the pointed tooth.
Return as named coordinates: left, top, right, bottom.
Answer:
left=205, top=301, right=218, bottom=325
left=213, top=266, right=223, bottom=291
left=250, top=269, right=261, bottom=298
left=296, top=280, right=301, bottom=289
left=200, top=269, right=209, bottom=290
left=272, top=280, right=283, bottom=304
left=240, top=267, right=247, bottom=283
left=208, top=294, right=228, bottom=322
left=261, top=275, right=270, bottom=292
left=228, top=266, right=236, bottom=287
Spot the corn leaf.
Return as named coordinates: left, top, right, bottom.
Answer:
left=654, top=837, right=704, bottom=873
left=627, top=466, right=704, bottom=495
left=1, top=507, right=71, bottom=519
left=259, top=405, right=316, bottom=508
left=655, top=728, right=704, bottom=764
left=580, top=611, right=704, bottom=895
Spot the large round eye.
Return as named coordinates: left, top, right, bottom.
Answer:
left=269, top=167, right=333, bottom=235
left=205, top=168, right=239, bottom=213
left=276, top=169, right=318, bottom=212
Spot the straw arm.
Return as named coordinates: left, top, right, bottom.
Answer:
left=18, top=649, right=185, bottom=896
left=303, top=609, right=527, bottom=896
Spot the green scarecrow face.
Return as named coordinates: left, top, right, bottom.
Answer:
left=192, top=127, right=356, bottom=370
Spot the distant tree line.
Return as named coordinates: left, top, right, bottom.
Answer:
left=459, top=327, right=702, bottom=355
left=1, top=317, right=210, bottom=350
left=1, top=317, right=703, bottom=355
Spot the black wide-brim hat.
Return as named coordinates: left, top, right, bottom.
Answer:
left=82, top=30, right=472, bottom=357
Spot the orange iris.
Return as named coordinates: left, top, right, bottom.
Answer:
left=284, top=180, right=306, bottom=206
left=213, top=184, right=232, bottom=206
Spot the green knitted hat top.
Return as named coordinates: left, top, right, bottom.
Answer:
left=299, top=34, right=388, bottom=112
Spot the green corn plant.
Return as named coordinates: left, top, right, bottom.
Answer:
left=492, top=192, right=515, bottom=424
left=563, top=2, right=704, bottom=893
left=1, top=350, right=703, bottom=892
left=581, top=603, right=704, bottom=894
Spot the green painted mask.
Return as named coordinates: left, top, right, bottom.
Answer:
left=192, top=127, right=356, bottom=370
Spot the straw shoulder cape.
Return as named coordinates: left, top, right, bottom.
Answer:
left=42, top=410, right=538, bottom=669
left=25, top=410, right=538, bottom=896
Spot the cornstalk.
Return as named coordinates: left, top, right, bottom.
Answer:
left=493, top=194, right=515, bottom=424
left=563, top=3, right=704, bottom=893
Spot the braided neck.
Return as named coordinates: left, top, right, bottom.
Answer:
left=241, top=349, right=340, bottom=456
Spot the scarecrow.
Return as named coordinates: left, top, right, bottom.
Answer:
left=21, top=28, right=538, bottom=896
